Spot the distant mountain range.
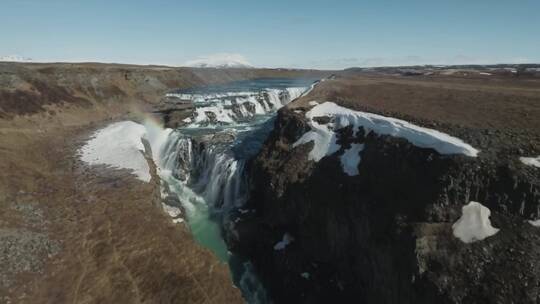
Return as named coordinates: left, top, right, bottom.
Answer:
left=0, top=55, right=33, bottom=62
left=183, top=53, right=254, bottom=69
left=186, top=62, right=253, bottom=69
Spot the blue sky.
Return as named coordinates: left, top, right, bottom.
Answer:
left=1, top=0, right=539, bottom=69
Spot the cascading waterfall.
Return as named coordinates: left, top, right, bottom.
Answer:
left=156, top=78, right=317, bottom=303
left=167, top=81, right=307, bottom=127
left=159, top=133, right=248, bottom=212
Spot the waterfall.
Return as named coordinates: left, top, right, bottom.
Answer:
left=154, top=79, right=317, bottom=303
left=157, top=129, right=270, bottom=303
left=159, top=132, right=247, bottom=211
left=157, top=84, right=309, bottom=213
left=170, top=86, right=308, bottom=127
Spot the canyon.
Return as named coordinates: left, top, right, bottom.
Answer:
left=233, top=70, right=540, bottom=303
left=1, top=62, right=539, bottom=303
left=0, top=62, right=325, bottom=303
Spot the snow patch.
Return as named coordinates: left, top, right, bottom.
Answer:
left=273, top=233, right=294, bottom=250
left=528, top=219, right=540, bottom=227
left=308, top=101, right=319, bottom=106
left=162, top=203, right=182, bottom=218
left=520, top=156, right=540, bottom=168
left=163, top=203, right=184, bottom=224
left=183, top=53, right=253, bottom=68
left=293, top=102, right=479, bottom=166
left=80, top=120, right=172, bottom=183
left=340, top=144, right=364, bottom=176
left=452, top=201, right=499, bottom=243
left=80, top=121, right=151, bottom=182
left=292, top=119, right=340, bottom=161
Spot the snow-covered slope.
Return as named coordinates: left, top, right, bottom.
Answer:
left=293, top=102, right=479, bottom=173
left=80, top=121, right=151, bottom=182
left=183, top=53, right=253, bottom=68
left=0, top=55, right=32, bottom=62
left=79, top=120, right=172, bottom=182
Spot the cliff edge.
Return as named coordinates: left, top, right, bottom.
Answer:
left=233, top=69, right=540, bottom=303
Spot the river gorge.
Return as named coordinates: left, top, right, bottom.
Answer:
left=2, top=63, right=539, bottom=303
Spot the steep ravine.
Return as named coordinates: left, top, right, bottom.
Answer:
left=0, top=62, right=328, bottom=303
left=154, top=78, right=318, bottom=303
left=229, top=100, right=540, bottom=303
left=4, top=61, right=538, bottom=303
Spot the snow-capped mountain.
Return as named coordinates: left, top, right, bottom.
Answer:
left=183, top=53, right=253, bottom=68
left=0, top=55, right=33, bottom=62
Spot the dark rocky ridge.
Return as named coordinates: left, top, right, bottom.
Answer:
left=230, top=71, right=540, bottom=303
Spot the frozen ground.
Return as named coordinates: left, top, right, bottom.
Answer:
left=80, top=121, right=151, bottom=182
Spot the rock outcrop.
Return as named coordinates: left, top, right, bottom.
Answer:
left=231, top=72, right=540, bottom=303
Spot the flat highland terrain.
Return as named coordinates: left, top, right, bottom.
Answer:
left=294, top=68, right=540, bottom=162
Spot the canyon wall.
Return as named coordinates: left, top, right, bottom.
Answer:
left=232, top=72, right=540, bottom=303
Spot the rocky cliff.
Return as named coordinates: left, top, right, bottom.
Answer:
left=231, top=71, right=540, bottom=303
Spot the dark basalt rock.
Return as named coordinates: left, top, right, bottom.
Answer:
left=152, top=102, right=194, bottom=129
left=231, top=103, right=246, bottom=121
left=230, top=107, right=540, bottom=304
left=230, top=102, right=257, bottom=122
left=244, top=101, right=257, bottom=114
left=204, top=111, right=217, bottom=123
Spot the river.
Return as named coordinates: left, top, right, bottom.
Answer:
left=155, top=77, right=317, bottom=303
